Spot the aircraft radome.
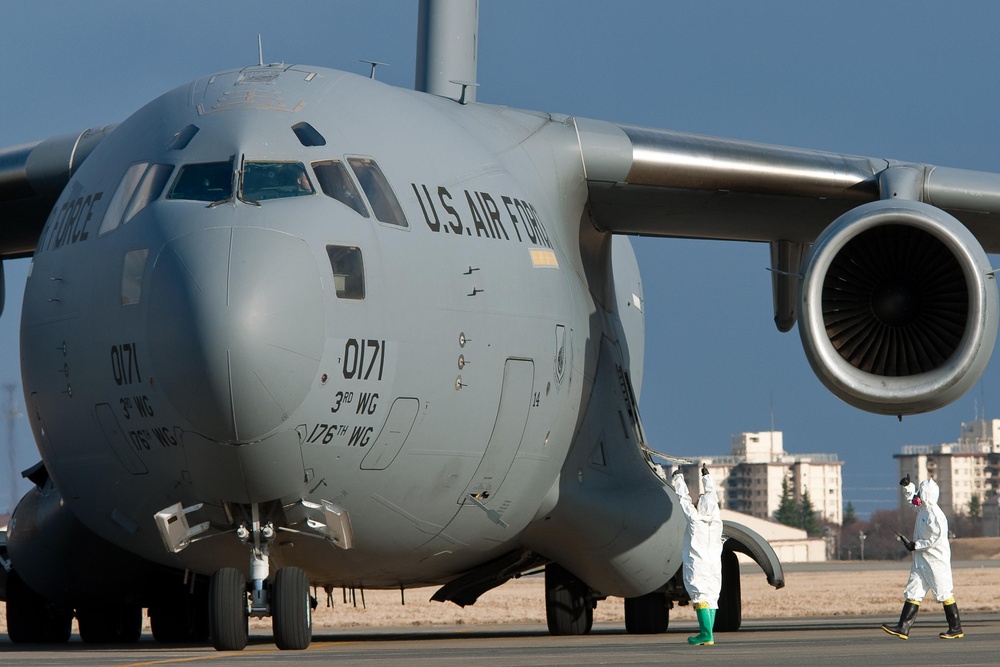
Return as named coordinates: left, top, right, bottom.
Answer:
left=1, top=0, right=999, bottom=652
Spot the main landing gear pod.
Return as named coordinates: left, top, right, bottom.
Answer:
left=542, top=520, right=783, bottom=636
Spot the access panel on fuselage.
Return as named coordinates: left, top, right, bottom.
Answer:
left=458, top=358, right=534, bottom=504
left=359, top=397, right=420, bottom=470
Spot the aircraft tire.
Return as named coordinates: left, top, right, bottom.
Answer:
left=77, top=603, right=142, bottom=643
left=714, top=548, right=742, bottom=632
left=150, top=585, right=210, bottom=643
left=150, top=605, right=186, bottom=644
left=272, top=566, right=312, bottom=650
left=624, top=591, right=669, bottom=634
left=544, top=563, right=593, bottom=635
left=209, top=568, right=248, bottom=651
left=4, top=570, right=72, bottom=643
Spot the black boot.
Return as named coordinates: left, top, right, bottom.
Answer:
left=940, top=600, right=964, bottom=639
left=882, top=600, right=919, bottom=639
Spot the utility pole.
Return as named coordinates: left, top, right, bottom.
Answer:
left=4, top=383, right=22, bottom=515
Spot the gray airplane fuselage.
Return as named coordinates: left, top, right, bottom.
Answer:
left=18, top=64, right=681, bottom=595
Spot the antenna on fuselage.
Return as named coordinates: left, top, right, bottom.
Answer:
left=450, top=79, right=478, bottom=105
left=360, top=60, right=388, bottom=80
left=258, top=34, right=263, bottom=67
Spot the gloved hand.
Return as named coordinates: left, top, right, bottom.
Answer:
left=912, top=495, right=922, bottom=507
left=904, top=540, right=916, bottom=552
left=701, top=465, right=709, bottom=477
left=900, top=474, right=911, bottom=486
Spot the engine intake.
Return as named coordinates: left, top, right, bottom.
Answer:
left=799, top=199, right=998, bottom=415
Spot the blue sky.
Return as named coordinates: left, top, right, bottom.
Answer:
left=3, top=1, right=1000, bottom=517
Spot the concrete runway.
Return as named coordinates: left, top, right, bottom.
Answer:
left=2, top=612, right=998, bottom=667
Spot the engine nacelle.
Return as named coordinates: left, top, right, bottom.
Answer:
left=799, top=199, right=998, bottom=415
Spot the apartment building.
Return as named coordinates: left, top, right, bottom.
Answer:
left=671, top=431, right=844, bottom=525
left=894, top=419, right=1000, bottom=528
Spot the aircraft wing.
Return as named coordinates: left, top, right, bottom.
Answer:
left=577, top=119, right=1000, bottom=252
left=574, top=118, right=1000, bottom=418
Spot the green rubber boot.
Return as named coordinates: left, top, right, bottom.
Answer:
left=688, top=604, right=715, bottom=645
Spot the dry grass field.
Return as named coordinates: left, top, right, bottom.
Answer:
left=2, top=538, right=998, bottom=634
left=281, top=536, right=1000, bottom=627
left=300, top=562, right=1000, bottom=629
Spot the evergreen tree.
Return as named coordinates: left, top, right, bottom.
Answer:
left=843, top=501, right=857, bottom=524
left=774, top=477, right=800, bottom=528
left=799, top=490, right=820, bottom=536
left=968, top=494, right=982, bottom=519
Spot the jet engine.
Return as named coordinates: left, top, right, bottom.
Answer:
left=798, top=199, right=998, bottom=415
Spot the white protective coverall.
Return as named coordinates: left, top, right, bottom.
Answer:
left=902, top=478, right=953, bottom=602
left=673, top=471, right=724, bottom=607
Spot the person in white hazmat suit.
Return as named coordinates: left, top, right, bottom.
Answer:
left=881, top=475, right=964, bottom=640
left=672, top=465, right=723, bottom=646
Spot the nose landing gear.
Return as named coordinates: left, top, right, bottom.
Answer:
left=208, top=504, right=315, bottom=651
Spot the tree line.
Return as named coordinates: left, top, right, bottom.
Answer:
left=773, top=477, right=985, bottom=560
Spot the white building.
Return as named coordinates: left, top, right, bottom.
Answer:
left=671, top=430, right=844, bottom=525
left=720, top=509, right=827, bottom=563
left=895, top=419, right=1000, bottom=531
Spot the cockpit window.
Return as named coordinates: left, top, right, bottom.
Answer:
left=241, top=161, right=313, bottom=201
left=100, top=163, right=147, bottom=236
left=313, top=160, right=369, bottom=217
left=292, top=122, right=326, bottom=147
left=99, top=162, right=174, bottom=236
left=168, top=124, right=200, bottom=151
left=347, top=157, right=408, bottom=227
left=168, top=160, right=234, bottom=202
left=123, top=164, right=173, bottom=224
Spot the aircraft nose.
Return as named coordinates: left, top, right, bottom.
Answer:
left=148, top=227, right=324, bottom=443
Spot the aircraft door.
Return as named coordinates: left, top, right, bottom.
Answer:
left=458, top=358, right=534, bottom=504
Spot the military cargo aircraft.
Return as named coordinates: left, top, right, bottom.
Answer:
left=1, top=0, right=998, bottom=652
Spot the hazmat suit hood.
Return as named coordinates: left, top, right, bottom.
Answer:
left=917, top=478, right=940, bottom=506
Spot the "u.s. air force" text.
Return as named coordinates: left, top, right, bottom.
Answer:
left=410, top=184, right=552, bottom=248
